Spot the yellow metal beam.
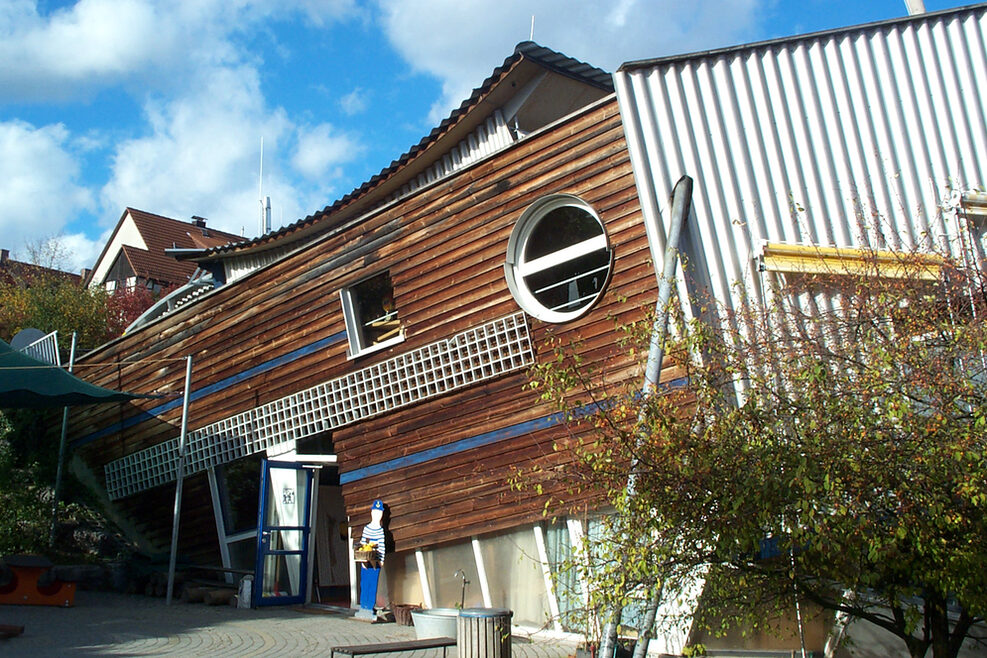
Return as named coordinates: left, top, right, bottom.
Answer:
left=758, top=242, right=942, bottom=280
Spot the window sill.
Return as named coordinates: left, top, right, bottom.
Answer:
left=346, top=333, right=406, bottom=361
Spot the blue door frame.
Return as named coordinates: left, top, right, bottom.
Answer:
left=253, top=459, right=314, bottom=607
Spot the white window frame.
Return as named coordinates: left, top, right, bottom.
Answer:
left=504, top=194, right=613, bottom=323
left=339, top=271, right=404, bottom=359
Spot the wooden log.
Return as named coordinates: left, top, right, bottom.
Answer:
left=203, top=588, right=236, bottom=606
left=182, top=586, right=209, bottom=603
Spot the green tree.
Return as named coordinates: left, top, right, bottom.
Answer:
left=0, top=414, right=50, bottom=554
left=0, top=238, right=111, bottom=348
left=0, top=276, right=111, bottom=347
left=530, top=247, right=987, bottom=658
left=0, top=238, right=134, bottom=558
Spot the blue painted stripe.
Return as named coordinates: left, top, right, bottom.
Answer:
left=339, top=376, right=689, bottom=484
left=340, top=411, right=565, bottom=484
left=70, top=332, right=347, bottom=449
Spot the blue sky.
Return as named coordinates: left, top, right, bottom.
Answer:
left=0, top=0, right=972, bottom=272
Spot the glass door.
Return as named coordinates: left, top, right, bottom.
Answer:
left=253, top=459, right=314, bottom=607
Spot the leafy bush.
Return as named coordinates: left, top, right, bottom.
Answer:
left=0, top=416, right=50, bottom=555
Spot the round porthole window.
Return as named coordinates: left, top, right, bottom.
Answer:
left=504, top=194, right=613, bottom=323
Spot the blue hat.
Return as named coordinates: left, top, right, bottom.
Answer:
left=371, top=499, right=384, bottom=511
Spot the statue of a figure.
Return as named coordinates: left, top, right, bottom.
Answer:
left=356, top=499, right=386, bottom=619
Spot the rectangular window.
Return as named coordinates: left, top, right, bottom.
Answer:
left=339, top=271, right=403, bottom=357
left=217, top=455, right=262, bottom=535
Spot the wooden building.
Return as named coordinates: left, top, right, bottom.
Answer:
left=65, top=42, right=676, bottom=633
left=64, top=6, right=987, bottom=652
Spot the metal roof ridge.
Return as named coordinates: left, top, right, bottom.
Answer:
left=618, top=3, right=986, bottom=72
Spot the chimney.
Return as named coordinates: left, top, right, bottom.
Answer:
left=191, top=216, right=207, bottom=229
left=1, top=249, right=8, bottom=264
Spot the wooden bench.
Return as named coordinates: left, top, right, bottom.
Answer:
left=330, top=636, right=456, bottom=657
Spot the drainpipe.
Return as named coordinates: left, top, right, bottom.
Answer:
left=599, top=175, right=693, bottom=658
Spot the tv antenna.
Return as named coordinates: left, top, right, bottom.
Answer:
left=258, top=138, right=271, bottom=236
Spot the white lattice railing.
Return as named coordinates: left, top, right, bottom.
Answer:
left=104, top=313, right=533, bottom=499
left=20, top=330, right=60, bottom=366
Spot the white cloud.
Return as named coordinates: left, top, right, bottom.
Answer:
left=340, top=88, right=369, bottom=116
left=0, top=120, right=94, bottom=261
left=292, top=123, right=361, bottom=180
left=291, top=0, right=361, bottom=26
left=100, top=65, right=295, bottom=237
left=59, top=230, right=108, bottom=274
left=0, top=0, right=360, bottom=102
left=100, top=63, right=362, bottom=239
left=0, top=1, right=372, bottom=265
left=376, top=0, right=764, bottom=122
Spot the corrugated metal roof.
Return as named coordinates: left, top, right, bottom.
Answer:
left=615, top=4, right=987, bottom=319
left=619, top=4, right=985, bottom=72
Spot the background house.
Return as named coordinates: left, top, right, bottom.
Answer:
left=85, top=208, right=244, bottom=294
left=0, top=248, right=81, bottom=286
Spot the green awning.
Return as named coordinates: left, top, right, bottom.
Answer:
left=0, top=339, right=147, bottom=409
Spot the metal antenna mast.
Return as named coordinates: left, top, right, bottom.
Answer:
left=258, top=138, right=265, bottom=236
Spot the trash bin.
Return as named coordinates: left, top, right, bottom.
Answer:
left=457, top=607, right=513, bottom=658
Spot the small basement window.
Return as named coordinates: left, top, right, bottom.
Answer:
left=340, top=271, right=403, bottom=357
left=504, top=195, right=613, bottom=323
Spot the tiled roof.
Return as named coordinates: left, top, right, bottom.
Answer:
left=0, top=253, right=81, bottom=286
left=89, top=208, right=245, bottom=287
left=119, top=244, right=190, bottom=286
left=195, top=41, right=613, bottom=259
left=126, top=208, right=243, bottom=255
left=124, top=210, right=244, bottom=285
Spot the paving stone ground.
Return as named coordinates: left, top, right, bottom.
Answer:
left=1, top=591, right=579, bottom=657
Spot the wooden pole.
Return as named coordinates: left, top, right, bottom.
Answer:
left=166, top=356, right=193, bottom=605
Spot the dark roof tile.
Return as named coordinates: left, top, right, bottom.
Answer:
left=199, top=41, right=612, bottom=258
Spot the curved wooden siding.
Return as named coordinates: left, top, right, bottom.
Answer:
left=65, top=96, right=670, bottom=558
